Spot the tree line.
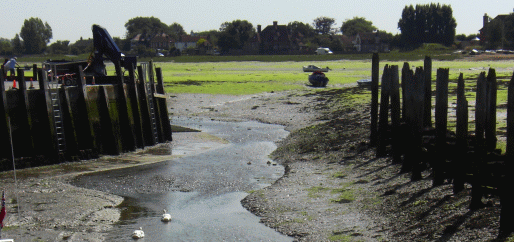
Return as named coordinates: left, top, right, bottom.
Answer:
left=3, top=4, right=502, bottom=57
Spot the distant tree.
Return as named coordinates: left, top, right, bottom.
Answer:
left=169, top=22, right=186, bottom=39
left=313, top=16, right=336, bottom=35
left=218, top=20, right=255, bottom=52
left=0, top=38, right=12, bottom=55
left=197, top=30, right=220, bottom=46
left=341, top=17, right=377, bottom=36
left=12, top=34, right=23, bottom=55
left=125, top=17, right=169, bottom=40
left=288, top=21, right=315, bottom=38
left=49, top=40, right=70, bottom=54
left=398, top=3, right=457, bottom=48
left=19, top=17, right=52, bottom=54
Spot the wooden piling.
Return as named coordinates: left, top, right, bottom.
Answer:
left=377, top=65, right=390, bottom=157
left=390, top=65, right=402, bottom=164
left=423, top=56, right=432, bottom=128
left=454, top=73, right=468, bottom=193
left=370, top=53, right=379, bottom=146
left=485, top=68, right=497, bottom=151
left=434, top=68, right=449, bottom=186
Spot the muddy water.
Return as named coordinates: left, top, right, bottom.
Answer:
left=72, top=117, right=293, bottom=241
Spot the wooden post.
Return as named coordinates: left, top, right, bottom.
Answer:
left=470, top=72, right=487, bottom=210
left=485, top=68, right=497, bottom=152
left=155, top=67, right=172, bottom=142
left=454, top=73, right=468, bottom=194
left=423, top=56, right=432, bottom=128
left=137, top=65, right=156, bottom=146
left=15, top=68, right=35, bottom=157
left=377, top=65, right=390, bottom=157
left=501, top=71, right=514, bottom=236
left=127, top=64, right=145, bottom=148
left=401, top=62, right=410, bottom=119
left=390, top=65, right=402, bottom=164
left=507, top=72, right=514, bottom=157
left=370, top=53, right=379, bottom=146
left=0, top=68, right=12, bottom=160
left=434, top=68, right=449, bottom=187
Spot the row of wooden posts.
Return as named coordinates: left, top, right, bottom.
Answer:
left=369, top=53, right=514, bottom=237
left=0, top=61, right=172, bottom=171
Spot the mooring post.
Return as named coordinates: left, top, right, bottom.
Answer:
left=470, top=72, right=487, bottom=210
left=390, top=65, right=402, bottom=164
left=370, top=53, right=379, bottom=146
left=377, top=65, right=390, bottom=157
left=454, top=73, right=468, bottom=194
left=485, top=68, right=497, bottom=152
left=155, top=67, right=172, bottom=142
left=16, top=68, right=35, bottom=157
left=401, top=62, right=410, bottom=119
left=76, top=66, right=98, bottom=157
left=434, top=68, right=449, bottom=187
left=410, top=67, right=425, bottom=181
left=137, top=65, right=156, bottom=146
left=0, top=69, right=12, bottom=162
left=423, top=56, right=432, bottom=128
left=127, top=64, right=145, bottom=148
left=500, top=71, right=514, bottom=237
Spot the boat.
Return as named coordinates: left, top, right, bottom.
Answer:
left=357, top=79, right=372, bottom=87
left=303, top=65, right=330, bottom=72
left=308, top=71, right=329, bottom=87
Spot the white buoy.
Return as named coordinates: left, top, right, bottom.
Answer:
left=161, top=209, right=172, bottom=222
left=132, top=227, right=144, bottom=239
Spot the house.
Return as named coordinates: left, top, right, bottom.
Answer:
left=174, top=33, right=209, bottom=52
left=149, top=33, right=174, bottom=50
left=248, top=21, right=297, bottom=54
left=479, top=12, right=513, bottom=47
left=352, top=32, right=390, bottom=53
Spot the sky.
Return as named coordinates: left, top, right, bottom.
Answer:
left=1, top=0, right=513, bottom=44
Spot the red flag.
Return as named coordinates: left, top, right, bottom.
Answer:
left=0, top=191, right=6, bottom=228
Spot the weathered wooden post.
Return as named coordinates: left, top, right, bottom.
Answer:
left=500, top=71, right=514, bottom=237
left=423, top=56, right=432, bottom=128
left=155, top=67, right=172, bottom=142
left=434, top=68, right=449, bottom=186
left=401, top=67, right=424, bottom=181
left=0, top=70, right=12, bottom=162
left=115, top=61, right=137, bottom=153
left=470, top=72, right=487, bottom=210
left=15, top=68, right=35, bottom=158
left=127, top=64, right=145, bottom=148
left=390, top=65, right=402, bottom=164
left=377, top=65, right=391, bottom=157
left=401, top=62, right=410, bottom=119
left=76, top=67, right=98, bottom=158
left=454, top=73, right=468, bottom=193
left=485, top=68, right=497, bottom=151
left=370, top=53, right=379, bottom=146
left=137, top=65, right=156, bottom=146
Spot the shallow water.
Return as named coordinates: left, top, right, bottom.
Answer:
left=72, top=117, right=293, bottom=241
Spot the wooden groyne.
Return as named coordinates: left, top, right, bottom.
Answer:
left=370, top=53, right=514, bottom=237
left=0, top=62, right=172, bottom=170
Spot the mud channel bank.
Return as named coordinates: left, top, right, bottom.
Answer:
left=0, top=87, right=509, bottom=241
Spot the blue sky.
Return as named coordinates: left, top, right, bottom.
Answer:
left=1, top=0, right=512, bottom=43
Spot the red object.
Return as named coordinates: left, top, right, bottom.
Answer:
left=0, top=191, right=6, bottom=228
left=12, top=79, right=17, bottom=89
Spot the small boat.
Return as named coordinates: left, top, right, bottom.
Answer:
left=308, top=71, right=329, bottom=87
left=303, top=65, right=330, bottom=72
left=357, top=79, right=372, bottom=87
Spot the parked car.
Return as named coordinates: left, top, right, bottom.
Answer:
left=315, top=47, right=333, bottom=55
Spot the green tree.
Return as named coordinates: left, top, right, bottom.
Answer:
left=341, top=17, right=377, bottom=36
left=19, top=17, right=52, bottom=54
left=169, top=22, right=186, bottom=39
left=0, top=38, right=12, bottom=55
left=398, top=3, right=457, bottom=48
left=12, top=34, right=23, bottom=55
left=49, top=40, right=70, bottom=54
left=125, top=16, right=169, bottom=40
left=288, top=21, right=315, bottom=38
left=218, top=20, right=255, bottom=52
left=313, top=16, right=336, bottom=35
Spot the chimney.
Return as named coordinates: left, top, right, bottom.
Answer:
left=257, top=25, right=261, bottom=34
left=273, top=21, right=278, bottom=28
